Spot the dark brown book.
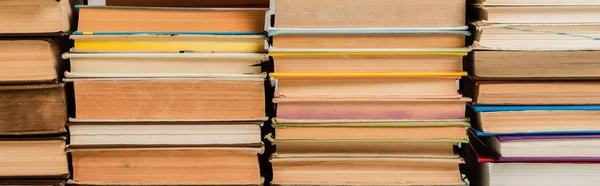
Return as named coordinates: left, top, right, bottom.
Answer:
left=0, top=179, right=65, bottom=186
left=0, top=84, right=67, bottom=135
left=105, top=0, right=269, bottom=8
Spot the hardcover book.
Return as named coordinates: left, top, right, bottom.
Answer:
left=0, top=180, right=65, bottom=186
left=68, top=122, right=263, bottom=147
left=0, top=39, right=61, bottom=84
left=474, top=23, right=600, bottom=50
left=94, top=0, right=270, bottom=8
left=274, top=98, right=470, bottom=121
left=69, top=147, right=264, bottom=185
left=473, top=105, right=600, bottom=135
left=0, top=0, right=73, bottom=34
left=271, top=72, right=465, bottom=99
left=63, top=53, right=267, bottom=77
left=0, top=84, right=67, bottom=135
left=471, top=81, right=600, bottom=105
left=0, top=137, right=69, bottom=178
left=76, top=5, right=266, bottom=33
left=475, top=3, right=600, bottom=24
left=273, top=53, right=465, bottom=74
left=68, top=78, right=266, bottom=121
left=273, top=0, right=466, bottom=28
left=470, top=50, right=600, bottom=78
left=271, top=157, right=466, bottom=185
left=70, top=34, right=267, bottom=53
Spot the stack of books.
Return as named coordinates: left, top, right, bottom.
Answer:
left=0, top=0, right=72, bottom=185
left=267, top=0, right=471, bottom=185
left=65, top=0, right=268, bottom=185
left=467, top=0, right=600, bottom=185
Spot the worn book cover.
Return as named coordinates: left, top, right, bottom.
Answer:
left=0, top=84, right=67, bottom=135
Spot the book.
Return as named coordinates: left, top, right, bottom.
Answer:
left=485, top=135, right=600, bottom=160
left=474, top=23, right=600, bottom=50
left=473, top=105, right=600, bottom=134
left=271, top=73, right=465, bottom=99
left=273, top=53, right=465, bottom=73
left=76, top=6, right=266, bottom=33
left=69, top=147, right=263, bottom=185
left=0, top=180, right=65, bottom=186
left=268, top=120, right=468, bottom=159
left=476, top=0, right=600, bottom=5
left=63, top=53, right=267, bottom=77
left=271, top=157, right=465, bottom=185
left=471, top=81, right=600, bottom=105
left=68, top=122, right=263, bottom=147
left=475, top=4, right=600, bottom=24
left=0, top=39, right=61, bottom=84
left=0, top=84, right=67, bottom=135
left=68, top=78, right=266, bottom=121
left=0, top=137, right=68, bottom=178
left=274, top=98, right=471, bottom=121
left=271, top=32, right=469, bottom=49
left=70, top=34, right=267, bottom=53
left=480, top=162, right=600, bottom=186
left=273, top=0, right=466, bottom=28
left=93, top=0, right=270, bottom=8
left=0, top=0, right=72, bottom=34
left=271, top=121, right=469, bottom=141
left=269, top=137, right=459, bottom=158
left=470, top=50, right=600, bottom=78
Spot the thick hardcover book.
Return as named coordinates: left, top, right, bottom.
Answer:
left=0, top=136, right=69, bottom=179
left=268, top=119, right=468, bottom=159
left=0, top=39, right=62, bottom=84
left=0, top=84, right=67, bottom=135
left=0, top=0, right=73, bottom=35
left=273, top=0, right=466, bottom=28
left=472, top=105, right=600, bottom=135
left=69, top=147, right=264, bottom=185
left=469, top=50, right=600, bottom=79
left=76, top=5, right=266, bottom=34
left=68, top=78, right=266, bottom=121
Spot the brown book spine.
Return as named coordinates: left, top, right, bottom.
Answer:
left=0, top=84, right=67, bottom=135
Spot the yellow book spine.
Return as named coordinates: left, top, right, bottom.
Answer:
left=270, top=72, right=468, bottom=78
left=269, top=52, right=469, bottom=57
left=74, top=39, right=265, bottom=52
